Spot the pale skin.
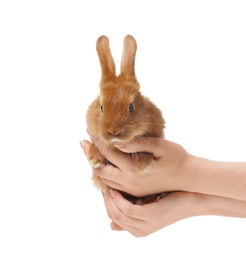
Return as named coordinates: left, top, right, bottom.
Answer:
left=81, top=136, right=246, bottom=237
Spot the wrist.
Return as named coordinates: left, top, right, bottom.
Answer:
left=176, top=154, right=222, bottom=194
left=178, top=155, right=246, bottom=200
left=191, top=192, right=246, bottom=218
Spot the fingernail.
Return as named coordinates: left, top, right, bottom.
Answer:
left=80, top=141, right=84, bottom=150
left=115, top=144, right=124, bottom=149
left=86, top=128, right=91, bottom=136
left=82, top=140, right=91, bottom=155
left=109, top=189, right=114, bottom=198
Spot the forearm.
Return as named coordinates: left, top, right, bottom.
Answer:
left=180, top=155, right=246, bottom=201
left=103, top=191, right=246, bottom=237
left=193, top=192, right=246, bottom=218
left=82, top=137, right=246, bottom=201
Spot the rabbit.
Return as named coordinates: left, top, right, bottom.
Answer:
left=85, top=34, right=168, bottom=204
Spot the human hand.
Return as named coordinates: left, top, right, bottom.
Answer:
left=102, top=189, right=196, bottom=237
left=102, top=189, right=246, bottom=237
left=83, top=131, right=246, bottom=200
left=82, top=136, right=189, bottom=197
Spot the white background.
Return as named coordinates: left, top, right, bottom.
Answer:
left=1, top=1, right=246, bottom=259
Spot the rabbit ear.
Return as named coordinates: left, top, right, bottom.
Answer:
left=96, top=35, right=116, bottom=83
left=120, top=35, right=137, bottom=79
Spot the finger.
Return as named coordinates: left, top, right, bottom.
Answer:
left=93, top=164, right=122, bottom=182
left=93, top=165, right=126, bottom=189
left=110, top=189, right=146, bottom=220
left=110, top=221, right=125, bottom=231
left=87, top=131, right=137, bottom=171
left=106, top=190, right=151, bottom=237
left=103, top=189, right=125, bottom=222
left=101, top=178, right=125, bottom=191
left=80, top=139, right=91, bottom=156
left=80, top=141, right=84, bottom=150
left=101, top=191, right=113, bottom=219
left=106, top=190, right=145, bottom=226
left=102, top=191, right=135, bottom=231
left=110, top=221, right=142, bottom=237
left=115, top=137, right=164, bottom=156
left=109, top=215, right=144, bottom=237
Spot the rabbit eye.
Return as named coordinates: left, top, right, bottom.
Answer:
left=100, top=105, right=104, bottom=112
left=129, top=103, right=134, bottom=112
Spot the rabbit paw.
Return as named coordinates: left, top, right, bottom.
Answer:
left=132, top=152, right=155, bottom=173
left=87, top=143, right=106, bottom=168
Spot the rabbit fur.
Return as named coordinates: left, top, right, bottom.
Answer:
left=86, top=35, right=168, bottom=204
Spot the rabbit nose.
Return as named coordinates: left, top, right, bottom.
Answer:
left=107, top=129, right=122, bottom=137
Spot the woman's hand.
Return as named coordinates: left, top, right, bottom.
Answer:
left=82, top=137, right=189, bottom=197
left=81, top=137, right=196, bottom=237
left=81, top=133, right=246, bottom=237
left=102, top=190, right=194, bottom=237
left=82, top=134, right=246, bottom=201
left=102, top=189, right=246, bottom=237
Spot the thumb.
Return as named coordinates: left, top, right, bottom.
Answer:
left=115, top=137, right=161, bottom=154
